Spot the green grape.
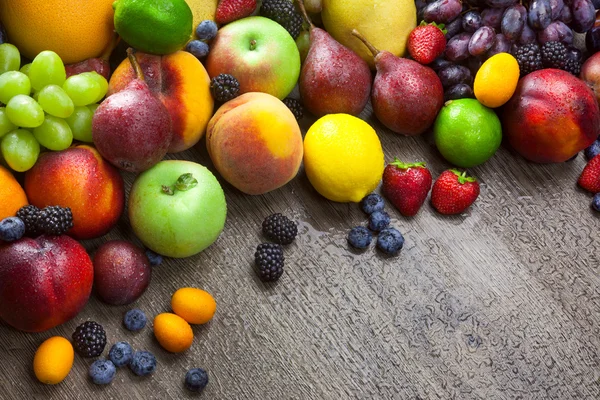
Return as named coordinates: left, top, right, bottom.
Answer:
left=80, top=72, right=109, bottom=103
left=5, top=95, right=45, bottom=128
left=20, top=63, right=32, bottom=76
left=0, top=43, right=20, bottom=75
left=0, top=107, right=16, bottom=138
left=37, top=85, right=75, bottom=118
left=62, top=73, right=103, bottom=106
left=29, top=50, right=66, bottom=91
left=66, top=106, right=93, bottom=142
left=88, top=103, right=99, bottom=114
left=1, top=129, right=40, bottom=172
left=33, top=115, right=73, bottom=151
left=0, top=71, right=32, bottom=104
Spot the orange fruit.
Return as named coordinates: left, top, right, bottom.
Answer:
left=0, top=0, right=115, bottom=64
left=0, top=164, right=28, bottom=220
left=33, top=336, right=74, bottom=385
left=171, top=288, right=216, bottom=325
left=153, top=313, right=194, bottom=353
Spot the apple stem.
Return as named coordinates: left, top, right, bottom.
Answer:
left=351, top=29, right=380, bottom=58
left=297, top=0, right=315, bottom=29
left=249, top=39, right=257, bottom=51
left=126, top=48, right=145, bottom=82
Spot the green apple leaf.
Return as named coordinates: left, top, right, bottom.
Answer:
left=175, top=173, right=198, bottom=191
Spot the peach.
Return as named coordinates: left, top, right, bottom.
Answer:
left=108, top=50, right=214, bottom=153
left=206, top=92, right=303, bottom=195
left=24, top=145, right=125, bottom=240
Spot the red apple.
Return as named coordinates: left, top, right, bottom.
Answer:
left=580, top=51, right=600, bottom=105
left=0, top=235, right=93, bottom=332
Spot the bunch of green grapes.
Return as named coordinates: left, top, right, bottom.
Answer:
left=0, top=43, right=108, bottom=172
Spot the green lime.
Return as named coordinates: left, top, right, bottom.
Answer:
left=433, top=98, right=502, bottom=168
left=113, top=0, right=193, bottom=55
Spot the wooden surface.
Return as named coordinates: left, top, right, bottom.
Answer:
left=1, top=102, right=600, bottom=400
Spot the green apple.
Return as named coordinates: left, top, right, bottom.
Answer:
left=128, top=160, right=227, bottom=258
left=205, top=16, right=301, bottom=100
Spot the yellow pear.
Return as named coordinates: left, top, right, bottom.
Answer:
left=185, top=0, right=218, bottom=39
left=321, top=0, right=417, bottom=69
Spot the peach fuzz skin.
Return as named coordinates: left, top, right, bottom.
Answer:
left=24, top=145, right=125, bottom=240
left=206, top=92, right=303, bottom=195
left=108, top=51, right=214, bottom=153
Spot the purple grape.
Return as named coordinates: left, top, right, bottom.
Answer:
left=586, top=25, right=600, bottom=52
left=482, top=8, right=506, bottom=29
left=501, top=5, right=527, bottom=41
left=416, top=0, right=428, bottom=10
left=445, top=32, right=472, bottom=61
left=465, top=0, right=482, bottom=6
left=423, top=0, right=463, bottom=23
left=438, top=64, right=473, bottom=87
left=571, top=0, right=595, bottom=33
left=444, top=83, right=474, bottom=101
left=550, top=0, right=566, bottom=19
left=592, top=0, right=600, bottom=8
left=0, top=23, right=6, bottom=45
left=529, top=0, right=553, bottom=29
left=485, top=0, right=518, bottom=7
left=463, top=10, right=483, bottom=32
left=466, top=56, right=484, bottom=75
left=537, top=20, right=574, bottom=44
left=430, top=57, right=454, bottom=71
left=445, top=17, right=464, bottom=40
left=487, top=33, right=512, bottom=56
left=519, top=23, right=538, bottom=43
left=469, top=26, right=496, bottom=56
left=558, top=4, right=573, bottom=22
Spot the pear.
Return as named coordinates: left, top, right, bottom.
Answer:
left=297, top=0, right=372, bottom=117
left=92, top=48, right=172, bottom=173
left=352, top=30, right=444, bottom=136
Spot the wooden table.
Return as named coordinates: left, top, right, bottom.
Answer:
left=1, top=102, right=599, bottom=400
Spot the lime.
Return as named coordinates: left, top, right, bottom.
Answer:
left=303, top=114, right=384, bottom=203
left=113, top=0, right=193, bottom=55
left=433, top=98, right=502, bottom=168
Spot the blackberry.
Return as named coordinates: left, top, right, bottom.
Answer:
left=210, top=74, right=240, bottom=103
left=282, top=98, right=303, bottom=121
left=16, top=205, right=41, bottom=236
left=38, top=205, right=73, bottom=235
left=563, top=48, right=583, bottom=76
left=260, top=0, right=304, bottom=39
left=255, top=243, right=284, bottom=282
left=72, top=321, right=107, bottom=358
left=513, top=43, right=542, bottom=76
left=541, top=41, right=567, bottom=69
left=262, top=213, right=297, bottom=245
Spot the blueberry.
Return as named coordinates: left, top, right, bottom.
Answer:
left=593, top=193, right=600, bottom=212
left=185, top=40, right=210, bottom=59
left=145, top=249, right=163, bottom=266
left=123, top=309, right=147, bottom=332
left=376, top=227, right=405, bottom=255
left=585, top=140, right=600, bottom=161
left=347, top=226, right=372, bottom=249
left=130, top=351, right=157, bottom=377
left=185, top=368, right=209, bottom=392
left=195, top=20, right=218, bottom=41
left=108, top=341, right=133, bottom=368
left=368, top=210, right=391, bottom=232
left=0, top=217, right=25, bottom=242
left=360, top=193, right=385, bottom=215
left=89, top=359, right=116, bottom=385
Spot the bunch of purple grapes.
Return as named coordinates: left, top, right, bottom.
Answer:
left=415, top=0, right=599, bottom=100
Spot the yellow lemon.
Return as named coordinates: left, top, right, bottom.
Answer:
left=303, top=114, right=384, bottom=203
left=33, top=337, right=74, bottom=385
left=474, top=52, right=520, bottom=108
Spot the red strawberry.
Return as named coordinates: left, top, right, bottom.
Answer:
left=431, top=169, right=480, bottom=215
left=215, top=0, right=257, bottom=25
left=578, top=153, right=600, bottom=193
left=382, top=158, right=432, bottom=217
left=407, top=21, right=447, bottom=65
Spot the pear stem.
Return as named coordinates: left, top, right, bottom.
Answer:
left=126, top=48, right=145, bottom=82
left=297, top=0, right=315, bottom=29
left=351, top=29, right=380, bottom=58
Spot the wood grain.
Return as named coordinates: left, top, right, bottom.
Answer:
left=1, top=102, right=599, bottom=400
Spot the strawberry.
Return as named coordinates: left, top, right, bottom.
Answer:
left=578, top=153, right=600, bottom=193
left=215, top=0, right=257, bottom=25
left=431, top=169, right=480, bottom=215
left=382, top=158, right=432, bottom=217
left=407, top=21, right=447, bottom=65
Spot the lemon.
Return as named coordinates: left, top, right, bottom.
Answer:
left=303, top=114, right=384, bottom=203
left=474, top=52, right=520, bottom=108
left=113, top=0, right=193, bottom=55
